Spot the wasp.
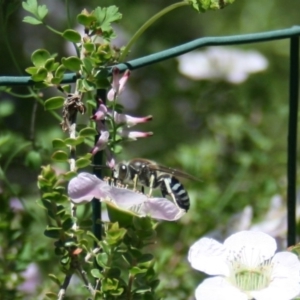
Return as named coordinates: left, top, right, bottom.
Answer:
left=112, top=158, right=199, bottom=212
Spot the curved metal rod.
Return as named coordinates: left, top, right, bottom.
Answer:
left=1, top=26, right=300, bottom=86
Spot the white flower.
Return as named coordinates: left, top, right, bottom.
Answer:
left=177, top=47, right=268, bottom=84
left=188, top=231, right=300, bottom=300
left=68, top=172, right=185, bottom=221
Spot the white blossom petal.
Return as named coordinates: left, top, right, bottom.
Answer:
left=224, top=231, right=277, bottom=266
left=188, top=238, right=230, bottom=276
left=251, top=252, right=300, bottom=300
left=195, top=277, right=248, bottom=300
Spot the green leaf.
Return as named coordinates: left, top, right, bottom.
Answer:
left=130, top=266, right=147, bottom=276
left=77, top=78, right=96, bottom=92
left=25, top=66, right=38, bottom=75
left=48, top=274, right=61, bottom=287
left=62, top=218, right=74, bottom=231
left=44, top=227, right=61, bottom=239
left=91, top=268, right=103, bottom=279
left=22, top=0, right=38, bottom=14
left=37, top=3, right=48, bottom=19
left=79, top=127, right=97, bottom=137
left=45, top=292, right=57, bottom=299
left=44, top=58, right=57, bottom=71
left=23, top=16, right=42, bottom=24
left=55, top=64, right=66, bottom=78
left=52, top=139, right=67, bottom=149
left=0, top=100, right=15, bottom=117
left=77, top=13, right=97, bottom=27
left=44, top=96, right=65, bottom=110
left=25, top=150, right=42, bottom=170
left=82, top=57, right=94, bottom=74
left=31, top=67, right=48, bottom=81
left=64, top=137, right=85, bottom=146
left=62, top=29, right=81, bottom=42
left=76, top=158, right=91, bottom=169
left=62, top=56, right=82, bottom=71
left=61, top=171, right=77, bottom=181
left=51, top=150, right=68, bottom=161
left=94, top=6, right=122, bottom=32
left=96, top=253, right=108, bottom=268
left=31, top=49, right=51, bottom=67
left=22, top=0, right=48, bottom=20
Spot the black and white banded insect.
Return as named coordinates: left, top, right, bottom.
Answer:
left=112, top=158, right=199, bottom=212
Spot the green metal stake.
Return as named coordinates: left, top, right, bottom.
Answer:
left=287, top=36, right=299, bottom=247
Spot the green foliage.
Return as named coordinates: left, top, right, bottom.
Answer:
left=188, top=0, right=236, bottom=12
left=1, top=0, right=299, bottom=299
left=22, top=0, right=48, bottom=24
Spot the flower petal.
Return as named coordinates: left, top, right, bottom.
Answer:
left=188, top=237, right=230, bottom=276
left=142, top=198, right=185, bottom=220
left=251, top=252, right=300, bottom=300
left=224, top=231, right=276, bottom=266
left=68, top=173, right=111, bottom=203
left=195, top=277, right=248, bottom=300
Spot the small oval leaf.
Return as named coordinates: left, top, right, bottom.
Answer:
left=75, top=158, right=91, bottom=169
left=64, top=137, right=85, bottom=146
left=31, top=49, right=51, bottom=67
left=77, top=14, right=97, bottom=26
left=62, top=56, right=82, bottom=71
left=52, top=139, right=67, bottom=149
left=44, top=96, right=65, bottom=110
left=25, top=66, right=38, bottom=75
left=31, top=67, right=48, bottom=82
left=79, top=127, right=97, bottom=137
left=51, top=150, right=68, bottom=161
left=62, top=29, right=81, bottom=43
left=55, top=65, right=66, bottom=78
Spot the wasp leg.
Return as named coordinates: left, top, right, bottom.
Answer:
left=148, top=174, right=155, bottom=197
left=133, top=174, right=139, bottom=191
left=161, top=178, right=180, bottom=208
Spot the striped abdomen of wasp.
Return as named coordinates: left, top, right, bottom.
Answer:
left=112, top=158, right=199, bottom=212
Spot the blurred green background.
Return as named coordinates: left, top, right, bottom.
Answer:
left=1, top=0, right=300, bottom=299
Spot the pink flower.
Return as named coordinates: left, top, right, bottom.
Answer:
left=107, top=68, right=130, bottom=101
left=91, top=99, right=107, bottom=121
left=91, top=130, right=110, bottom=155
left=68, top=173, right=185, bottom=220
left=119, top=129, right=153, bottom=140
left=113, top=112, right=152, bottom=128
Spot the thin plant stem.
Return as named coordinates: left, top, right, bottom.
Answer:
left=119, top=1, right=189, bottom=61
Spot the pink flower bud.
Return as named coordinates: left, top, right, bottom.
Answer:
left=113, top=112, right=152, bottom=128
left=107, top=68, right=131, bottom=101
left=91, top=131, right=109, bottom=155
left=119, top=129, right=153, bottom=140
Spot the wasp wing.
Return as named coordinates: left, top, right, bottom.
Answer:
left=147, top=164, right=201, bottom=182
